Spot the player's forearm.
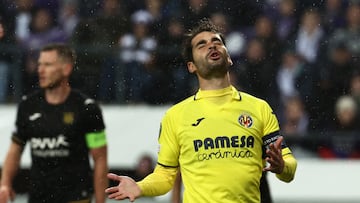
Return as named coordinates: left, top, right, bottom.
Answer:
left=276, top=153, right=297, bottom=183
left=137, top=165, right=178, bottom=196
left=1, top=143, right=22, bottom=187
left=92, top=150, right=108, bottom=203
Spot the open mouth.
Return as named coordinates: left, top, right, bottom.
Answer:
left=209, top=51, right=220, bottom=60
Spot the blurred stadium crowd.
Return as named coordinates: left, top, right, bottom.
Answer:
left=1, top=0, right=360, bottom=158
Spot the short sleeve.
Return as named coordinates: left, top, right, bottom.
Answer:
left=157, top=110, right=180, bottom=167
left=261, top=101, right=280, bottom=136
left=12, top=102, right=28, bottom=146
left=82, top=101, right=105, bottom=133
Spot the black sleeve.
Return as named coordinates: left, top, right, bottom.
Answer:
left=12, top=101, right=27, bottom=146
left=82, top=101, right=105, bottom=133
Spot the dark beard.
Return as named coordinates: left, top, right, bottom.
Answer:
left=201, top=60, right=230, bottom=79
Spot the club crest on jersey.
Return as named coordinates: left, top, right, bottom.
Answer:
left=63, top=112, right=74, bottom=125
left=238, top=114, right=253, bottom=128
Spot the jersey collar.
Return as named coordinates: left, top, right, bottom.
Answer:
left=193, top=85, right=242, bottom=101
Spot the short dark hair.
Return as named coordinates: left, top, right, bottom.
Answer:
left=182, top=18, right=226, bottom=63
left=41, top=43, right=76, bottom=65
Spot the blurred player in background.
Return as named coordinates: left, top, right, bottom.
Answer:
left=105, top=18, right=297, bottom=202
left=0, top=43, right=108, bottom=203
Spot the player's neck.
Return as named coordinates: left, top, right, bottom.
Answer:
left=198, top=75, right=231, bottom=90
left=45, top=83, right=71, bottom=105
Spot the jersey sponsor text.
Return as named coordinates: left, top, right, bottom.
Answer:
left=193, top=135, right=255, bottom=152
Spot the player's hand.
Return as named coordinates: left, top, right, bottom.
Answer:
left=105, top=173, right=141, bottom=202
left=263, top=136, right=285, bottom=174
left=0, top=185, right=15, bottom=203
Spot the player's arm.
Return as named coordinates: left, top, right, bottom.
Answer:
left=87, top=130, right=108, bottom=203
left=105, top=164, right=178, bottom=201
left=261, top=101, right=297, bottom=183
left=0, top=141, right=23, bottom=202
left=90, top=145, right=108, bottom=203
left=105, top=108, right=179, bottom=201
left=276, top=147, right=297, bottom=182
left=142, top=108, right=180, bottom=197
left=82, top=99, right=108, bottom=203
left=137, top=164, right=178, bottom=196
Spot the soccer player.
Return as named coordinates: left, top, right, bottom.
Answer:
left=0, top=43, right=108, bottom=203
left=105, top=18, right=297, bottom=203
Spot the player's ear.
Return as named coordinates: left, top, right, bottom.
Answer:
left=63, top=63, right=73, bottom=76
left=228, top=56, right=233, bottom=66
left=187, top=61, right=197, bottom=73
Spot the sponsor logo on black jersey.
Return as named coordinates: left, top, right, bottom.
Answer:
left=31, top=134, right=70, bottom=157
left=63, top=112, right=74, bottom=124
left=31, top=134, right=69, bottom=149
left=84, top=98, right=95, bottom=105
left=29, top=113, right=41, bottom=121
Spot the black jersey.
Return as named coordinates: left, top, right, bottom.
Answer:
left=12, top=89, right=105, bottom=203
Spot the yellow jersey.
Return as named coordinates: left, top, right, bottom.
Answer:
left=140, top=86, right=296, bottom=203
